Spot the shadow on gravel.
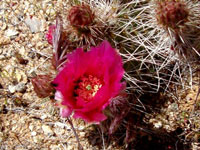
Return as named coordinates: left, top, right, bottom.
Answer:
left=85, top=93, right=190, bottom=150
left=85, top=122, right=189, bottom=150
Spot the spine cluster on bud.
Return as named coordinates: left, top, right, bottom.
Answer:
left=156, top=0, right=189, bottom=29
left=68, top=4, right=94, bottom=28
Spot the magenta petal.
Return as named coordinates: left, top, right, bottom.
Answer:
left=46, top=25, right=56, bottom=45
left=73, top=110, right=107, bottom=123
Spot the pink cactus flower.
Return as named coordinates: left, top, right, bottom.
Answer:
left=46, top=25, right=56, bottom=45
left=53, top=41, right=124, bottom=123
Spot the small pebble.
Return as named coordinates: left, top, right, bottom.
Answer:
left=0, top=36, right=10, bottom=46
left=25, top=16, right=42, bottom=33
left=15, top=83, right=27, bottom=93
left=8, top=85, right=16, bottom=93
left=41, top=114, right=47, bottom=120
left=33, top=136, right=40, bottom=143
left=31, top=131, right=37, bottom=136
left=42, top=125, right=54, bottom=135
left=29, top=125, right=34, bottom=131
left=5, top=28, right=18, bottom=37
left=154, top=121, right=162, bottom=129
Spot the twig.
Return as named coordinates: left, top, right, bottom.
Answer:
left=66, top=117, right=83, bottom=150
left=100, top=124, right=106, bottom=150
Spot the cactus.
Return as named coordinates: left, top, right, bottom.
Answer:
left=40, top=0, right=200, bottom=148
left=134, top=0, right=200, bottom=60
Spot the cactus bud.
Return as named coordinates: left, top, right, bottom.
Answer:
left=68, top=4, right=94, bottom=28
left=156, top=0, right=189, bottom=29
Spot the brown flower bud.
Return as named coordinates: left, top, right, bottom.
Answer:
left=68, top=4, right=94, bottom=27
left=31, top=75, right=54, bottom=98
left=156, top=0, right=188, bottom=29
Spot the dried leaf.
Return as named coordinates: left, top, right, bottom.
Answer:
left=109, top=93, right=130, bottom=134
left=52, top=16, right=69, bottom=69
left=31, top=75, right=54, bottom=98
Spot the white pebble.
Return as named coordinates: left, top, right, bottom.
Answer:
left=31, top=131, right=37, bottom=136
left=42, top=125, right=54, bottom=135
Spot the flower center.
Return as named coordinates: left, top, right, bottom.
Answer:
left=74, top=75, right=103, bottom=102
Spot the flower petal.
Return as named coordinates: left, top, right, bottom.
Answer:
left=73, top=110, right=107, bottom=123
left=60, top=107, right=73, bottom=117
